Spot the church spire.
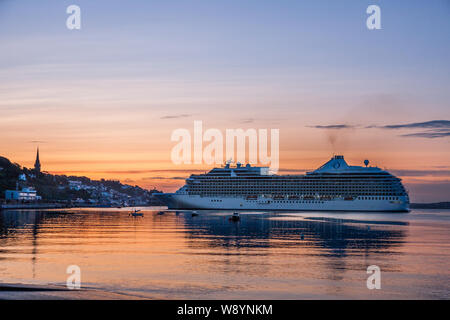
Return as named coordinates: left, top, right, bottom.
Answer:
left=34, top=147, right=41, bottom=173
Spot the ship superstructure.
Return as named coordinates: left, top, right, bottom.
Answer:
left=155, top=155, right=409, bottom=212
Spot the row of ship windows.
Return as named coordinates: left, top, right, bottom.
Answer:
left=359, top=196, right=400, bottom=200
left=189, top=188, right=404, bottom=194
left=191, top=188, right=399, bottom=190
left=192, top=181, right=398, bottom=184
left=191, top=183, right=397, bottom=185
left=203, top=184, right=398, bottom=188
left=248, top=196, right=400, bottom=203
left=270, top=201, right=325, bottom=204
left=192, top=182, right=398, bottom=185
left=190, top=185, right=399, bottom=188
left=208, top=196, right=400, bottom=204
left=193, top=176, right=395, bottom=179
left=188, top=180, right=401, bottom=187
left=199, top=195, right=403, bottom=198
left=205, top=195, right=402, bottom=200
left=196, top=186, right=399, bottom=189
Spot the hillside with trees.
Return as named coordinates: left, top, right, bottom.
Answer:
left=0, top=155, right=161, bottom=206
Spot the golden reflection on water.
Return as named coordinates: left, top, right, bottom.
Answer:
left=0, top=208, right=449, bottom=299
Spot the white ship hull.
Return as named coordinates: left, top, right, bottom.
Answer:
left=156, top=194, right=409, bottom=212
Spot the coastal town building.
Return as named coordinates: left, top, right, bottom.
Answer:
left=5, top=187, right=41, bottom=201
left=34, top=147, right=41, bottom=173
left=68, top=180, right=83, bottom=190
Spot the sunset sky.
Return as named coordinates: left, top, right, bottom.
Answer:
left=0, top=0, right=449, bottom=202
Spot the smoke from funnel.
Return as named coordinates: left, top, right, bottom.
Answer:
left=325, top=128, right=353, bottom=154
left=327, top=131, right=338, bottom=154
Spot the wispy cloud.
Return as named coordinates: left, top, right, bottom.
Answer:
left=49, top=169, right=207, bottom=175
left=400, top=131, right=450, bottom=138
left=312, top=120, right=450, bottom=139
left=379, top=120, right=450, bottom=139
left=308, top=124, right=356, bottom=129
left=142, top=176, right=186, bottom=181
left=380, top=120, right=450, bottom=130
left=160, top=114, right=192, bottom=120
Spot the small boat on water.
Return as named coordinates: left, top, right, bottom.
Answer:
left=157, top=211, right=165, bottom=215
left=130, top=209, right=143, bottom=217
left=229, top=212, right=240, bottom=222
left=191, top=211, right=199, bottom=217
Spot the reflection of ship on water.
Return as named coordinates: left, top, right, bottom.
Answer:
left=180, top=212, right=407, bottom=251
left=179, top=211, right=408, bottom=277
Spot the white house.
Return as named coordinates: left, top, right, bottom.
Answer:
left=5, top=188, right=40, bottom=201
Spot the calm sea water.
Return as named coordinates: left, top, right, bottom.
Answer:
left=0, top=207, right=449, bottom=299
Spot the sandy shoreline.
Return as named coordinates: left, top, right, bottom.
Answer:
left=0, top=283, right=144, bottom=300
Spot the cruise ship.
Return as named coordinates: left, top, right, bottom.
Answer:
left=155, top=155, right=410, bottom=212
